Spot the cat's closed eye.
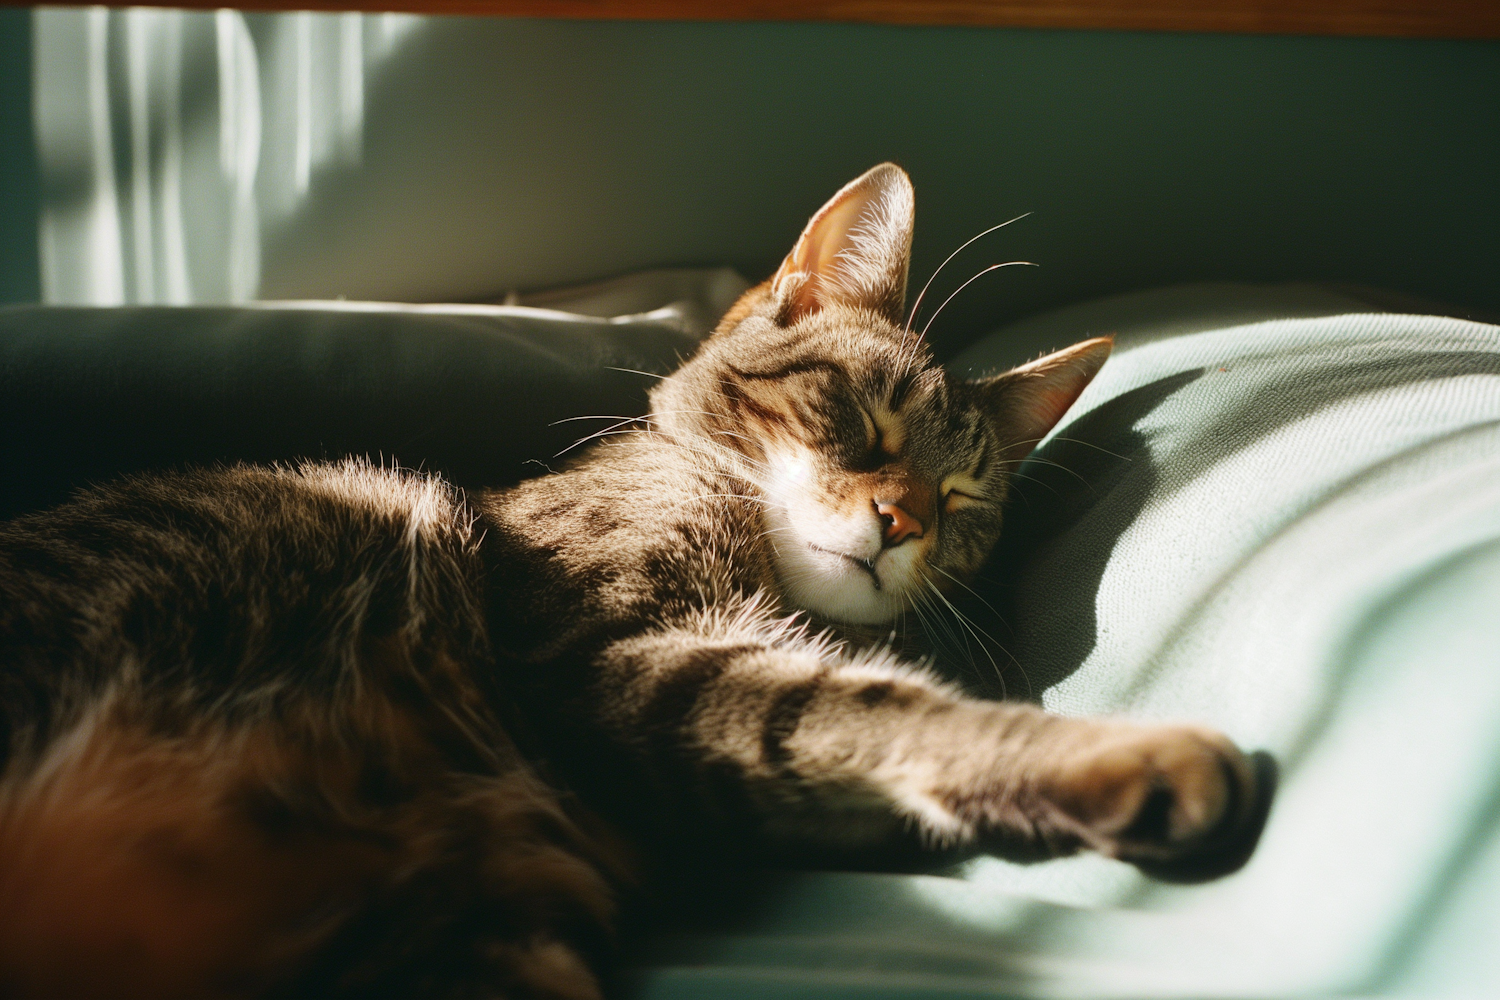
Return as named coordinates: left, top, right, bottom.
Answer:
left=941, top=473, right=988, bottom=512
left=853, top=406, right=900, bottom=470
left=856, top=409, right=883, bottom=467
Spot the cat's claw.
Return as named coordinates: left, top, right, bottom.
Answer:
left=1039, top=724, right=1269, bottom=879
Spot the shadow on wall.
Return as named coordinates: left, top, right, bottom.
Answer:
left=22, top=11, right=1500, bottom=351
left=30, top=7, right=422, bottom=305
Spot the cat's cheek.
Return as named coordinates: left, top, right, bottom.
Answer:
left=765, top=446, right=819, bottom=498
left=868, top=537, right=934, bottom=608
left=931, top=510, right=1004, bottom=579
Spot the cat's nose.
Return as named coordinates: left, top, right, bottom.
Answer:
left=875, top=502, right=924, bottom=546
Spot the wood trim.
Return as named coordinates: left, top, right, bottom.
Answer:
left=44, top=0, right=1500, bottom=40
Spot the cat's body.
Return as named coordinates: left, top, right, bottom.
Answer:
left=0, top=166, right=1260, bottom=999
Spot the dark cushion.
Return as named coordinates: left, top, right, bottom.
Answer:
left=0, top=303, right=697, bottom=519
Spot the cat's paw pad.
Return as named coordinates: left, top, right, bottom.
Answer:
left=1042, top=724, right=1259, bottom=869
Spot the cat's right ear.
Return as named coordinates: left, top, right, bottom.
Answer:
left=769, top=164, right=915, bottom=327
left=975, top=336, right=1114, bottom=462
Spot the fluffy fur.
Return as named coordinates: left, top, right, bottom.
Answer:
left=0, top=165, right=1258, bottom=998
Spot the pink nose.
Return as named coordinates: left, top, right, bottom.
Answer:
left=876, top=502, right=924, bottom=546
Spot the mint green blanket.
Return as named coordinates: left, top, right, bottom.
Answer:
left=633, top=286, right=1500, bottom=999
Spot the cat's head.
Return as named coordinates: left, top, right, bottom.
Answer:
left=652, top=164, right=1110, bottom=625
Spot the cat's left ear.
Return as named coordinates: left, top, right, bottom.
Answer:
left=770, top=163, right=915, bottom=327
left=974, top=337, right=1114, bottom=461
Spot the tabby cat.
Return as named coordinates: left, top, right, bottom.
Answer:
left=0, top=165, right=1259, bottom=999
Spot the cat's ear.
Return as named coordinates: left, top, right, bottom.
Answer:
left=770, top=163, right=914, bottom=327
left=975, top=337, right=1113, bottom=461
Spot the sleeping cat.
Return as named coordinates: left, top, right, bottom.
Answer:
left=0, top=164, right=1259, bottom=999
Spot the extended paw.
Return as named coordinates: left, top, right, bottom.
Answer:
left=1037, top=722, right=1263, bottom=873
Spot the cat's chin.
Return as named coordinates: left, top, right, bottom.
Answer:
left=760, top=503, right=927, bottom=626
left=782, top=561, right=904, bottom=626
left=770, top=537, right=919, bottom=627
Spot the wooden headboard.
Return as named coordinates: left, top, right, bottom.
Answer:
left=88, top=1, right=1500, bottom=40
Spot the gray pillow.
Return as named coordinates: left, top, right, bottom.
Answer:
left=0, top=300, right=700, bottom=520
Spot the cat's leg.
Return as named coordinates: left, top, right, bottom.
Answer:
left=590, top=625, right=1258, bottom=869
left=276, top=768, right=623, bottom=1000
left=0, top=688, right=621, bottom=1000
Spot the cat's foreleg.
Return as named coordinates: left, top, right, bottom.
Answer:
left=592, top=627, right=1258, bottom=869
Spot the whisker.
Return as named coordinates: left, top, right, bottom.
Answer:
left=554, top=409, right=776, bottom=475
left=903, top=213, right=1031, bottom=337
left=899, top=261, right=1038, bottom=380
left=1048, top=436, right=1131, bottom=460
left=918, top=262, right=1037, bottom=344
left=549, top=414, right=639, bottom=426
left=664, top=438, right=772, bottom=477
left=913, top=588, right=967, bottom=666
left=1005, top=434, right=1132, bottom=462
left=918, top=574, right=982, bottom=668
left=675, top=493, right=770, bottom=509
left=1015, top=456, right=1095, bottom=490
left=710, top=430, right=761, bottom=447
left=920, top=572, right=1008, bottom=697
left=929, top=565, right=1005, bottom=627
left=930, top=565, right=1031, bottom=699
left=604, top=366, right=666, bottom=380
left=643, top=407, right=737, bottom=421
left=554, top=417, right=648, bottom=457
left=1002, top=470, right=1062, bottom=500
left=906, top=595, right=944, bottom=660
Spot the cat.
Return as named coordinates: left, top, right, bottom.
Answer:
left=0, top=164, right=1260, bottom=999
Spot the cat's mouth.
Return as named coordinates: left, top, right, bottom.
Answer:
left=807, top=544, right=882, bottom=591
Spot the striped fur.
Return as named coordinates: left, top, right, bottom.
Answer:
left=0, top=165, right=1258, bottom=997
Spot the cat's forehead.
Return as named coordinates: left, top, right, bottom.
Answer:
left=757, top=313, right=942, bottom=396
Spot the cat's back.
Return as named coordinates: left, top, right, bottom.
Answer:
left=0, top=461, right=620, bottom=999
left=0, top=460, right=489, bottom=759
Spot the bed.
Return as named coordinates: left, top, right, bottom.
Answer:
left=4, top=275, right=1498, bottom=996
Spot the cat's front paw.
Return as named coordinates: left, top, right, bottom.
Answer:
left=1038, top=723, right=1269, bottom=879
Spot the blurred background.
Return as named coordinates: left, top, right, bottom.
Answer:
left=1, top=6, right=1497, bottom=353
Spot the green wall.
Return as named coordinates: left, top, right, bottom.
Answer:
left=5, top=11, right=1499, bottom=349
left=263, top=18, right=1500, bottom=352
left=0, top=8, right=38, bottom=305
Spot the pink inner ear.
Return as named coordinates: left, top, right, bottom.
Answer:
left=1025, top=367, right=1095, bottom=432
left=770, top=164, right=914, bottom=326
left=775, top=193, right=880, bottom=325
left=998, top=336, right=1114, bottom=454
left=793, top=197, right=868, bottom=282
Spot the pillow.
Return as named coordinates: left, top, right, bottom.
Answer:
left=631, top=284, right=1500, bottom=999
left=0, top=296, right=705, bottom=520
